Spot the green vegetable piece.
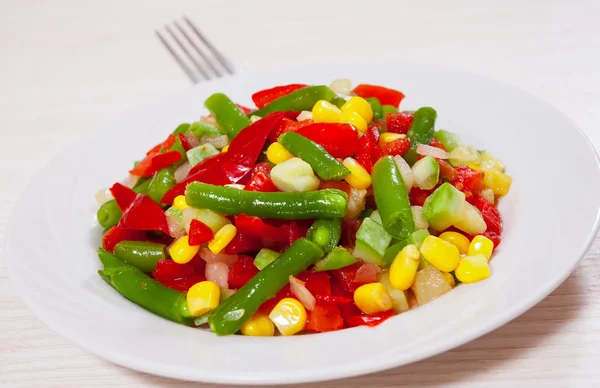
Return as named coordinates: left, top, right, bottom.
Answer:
left=353, top=217, right=393, bottom=266
left=412, top=155, right=440, bottom=190
left=204, top=93, right=251, bottom=139
left=382, top=240, right=409, bottom=267
left=366, top=98, right=383, bottom=121
left=97, top=200, right=122, bottom=229
left=165, top=206, right=182, bottom=219
left=173, top=123, right=191, bottom=136
left=306, top=219, right=342, bottom=253
left=98, top=249, right=192, bottom=325
left=113, top=241, right=166, bottom=273
left=314, top=246, right=358, bottom=271
left=371, top=156, right=415, bottom=240
left=185, top=183, right=348, bottom=219
left=188, top=121, right=223, bottom=138
left=382, top=105, right=398, bottom=116
left=132, top=178, right=151, bottom=194
left=278, top=132, right=350, bottom=181
left=251, top=86, right=337, bottom=117
left=332, top=95, right=347, bottom=108
left=369, top=210, right=383, bottom=224
left=186, top=143, right=220, bottom=167
left=403, top=107, right=437, bottom=165
left=406, top=229, right=430, bottom=249
left=147, top=167, right=176, bottom=203
left=433, top=129, right=461, bottom=152
left=422, top=182, right=466, bottom=231
left=168, top=137, right=187, bottom=168
left=209, top=238, right=323, bottom=335
left=254, top=248, right=280, bottom=270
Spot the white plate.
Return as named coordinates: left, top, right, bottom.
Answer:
left=6, top=63, right=600, bottom=385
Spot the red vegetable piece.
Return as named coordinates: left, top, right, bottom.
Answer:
left=381, top=137, right=411, bottom=156
left=152, top=259, right=196, bottom=283
left=223, top=231, right=263, bottom=254
left=228, top=255, right=259, bottom=289
left=258, top=284, right=293, bottom=315
left=269, top=118, right=314, bottom=143
left=109, top=182, right=137, bottom=211
left=315, top=294, right=353, bottom=305
left=331, top=262, right=363, bottom=293
left=295, top=123, right=359, bottom=158
left=472, top=195, right=503, bottom=235
left=340, top=219, right=362, bottom=249
left=234, top=214, right=291, bottom=244
left=409, top=187, right=432, bottom=207
left=245, top=171, right=279, bottom=192
left=386, top=112, right=414, bottom=134
left=163, top=275, right=206, bottom=293
left=319, top=180, right=352, bottom=197
left=430, top=138, right=446, bottom=150
left=452, top=165, right=484, bottom=197
left=306, top=303, right=344, bottom=332
left=354, top=127, right=383, bottom=172
left=236, top=104, right=253, bottom=114
left=177, top=132, right=194, bottom=152
left=188, top=219, right=215, bottom=246
left=101, top=226, right=146, bottom=253
left=482, top=231, right=502, bottom=249
left=130, top=150, right=182, bottom=177
left=297, top=271, right=331, bottom=296
left=354, top=263, right=379, bottom=284
left=353, top=84, right=405, bottom=107
left=437, top=159, right=457, bottom=182
left=252, top=84, right=307, bottom=109
left=118, top=194, right=169, bottom=234
left=146, top=134, right=176, bottom=156
left=346, top=309, right=395, bottom=328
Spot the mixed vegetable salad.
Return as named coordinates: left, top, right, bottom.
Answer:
left=96, top=80, right=512, bottom=336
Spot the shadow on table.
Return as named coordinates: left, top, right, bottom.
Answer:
left=136, top=273, right=584, bottom=388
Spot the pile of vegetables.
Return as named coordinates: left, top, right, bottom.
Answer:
left=96, top=79, right=512, bottom=336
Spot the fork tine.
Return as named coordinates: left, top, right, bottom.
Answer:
left=183, top=16, right=235, bottom=75
left=164, top=24, right=211, bottom=81
left=174, top=21, right=223, bottom=78
left=155, top=30, right=200, bottom=84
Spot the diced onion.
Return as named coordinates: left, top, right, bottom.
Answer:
left=185, top=132, right=201, bottom=148
left=225, top=184, right=245, bottom=190
left=199, top=245, right=238, bottom=266
left=120, top=174, right=140, bottom=189
left=205, top=262, right=229, bottom=289
left=393, top=155, right=414, bottom=191
left=344, top=187, right=367, bottom=221
left=329, top=78, right=353, bottom=96
left=174, top=162, right=192, bottom=183
left=411, top=206, right=429, bottom=230
left=354, top=263, right=379, bottom=284
left=199, top=135, right=229, bottom=150
left=296, top=111, right=313, bottom=121
left=416, top=144, right=450, bottom=159
left=95, top=188, right=113, bottom=206
left=166, top=211, right=186, bottom=238
left=249, top=115, right=262, bottom=123
left=289, top=275, right=316, bottom=311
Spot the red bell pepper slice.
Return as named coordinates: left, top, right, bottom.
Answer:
left=252, top=84, right=307, bottom=109
left=354, top=127, right=383, bottom=173
left=188, top=219, right=214, bottom=246
left=345, top=309, right=395, bottom=328
left=353, top=84, right=405, bottom=107
left=297, top=271, right=331, bottom=296
left=269, top=118, right=314, bottom=143
left=306, top=303, right=344, bottom=332
left=152, top=259, right=196, bottom=283
left=224, top=231, right=264, bottom=254
left=452, top=166, right=484, bottom=197
left=228, top=255, right=260, bottom=289
left=381, top=137, right=411, bottom=156
left=101, top=225, right=147, bottom=253
left=234, top=214, right=291, bottom=244
left=315, top=294, right=353, bottom=304
left=471, top=195, right=503, bottom=235
left=409, top=187, right=432, bottom=207
left=146, top=134, right=177, bottom=156
left=430, top=138, right=446, bottom=150
left=162, top=275, right=206, bottom=293
left=245, top=171, right=279, bottom=192
left=130, top=150, right=182, bottom=177
left=118, top=194, right=169, bottom=234
left=330, top=262, right=363, bottom=293
left=340, top=219, right=362, bottom=249
left=296, top=123, right=359, bottom=158
left=178, top=132, right=194, bottom=152
left=386, top=112, right=414, bottom=134
left=236, top=104, right=253, bottom=115
left=109, top=182, right=137, bottom=211
left=482, top=231, right=502, bottom=249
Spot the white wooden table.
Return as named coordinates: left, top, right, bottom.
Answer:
left=1, top=1, right=599, bottom=386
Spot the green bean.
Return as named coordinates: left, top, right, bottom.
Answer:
left=147, top=167, right=175, bottom=203
left=403, top=107, right=437, bottom=165
left=250, top=86, right=337, bottom=117
left=113, top=241, right=166, bottom=272
left=97, top=200, right=122, bottom=229
left=306, top=219, right=342, bottom=253
left=204, top=93, right=251, bottom=139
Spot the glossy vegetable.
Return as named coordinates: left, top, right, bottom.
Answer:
left=113, top=241, right=166, bottom=272
left=251, top=86, right=337, bottom=118
left=403, top=107, right=437, bottom=165
left=204, top=93, right=252, bottom=139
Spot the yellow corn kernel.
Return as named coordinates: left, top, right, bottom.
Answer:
left=241, top=313, right=275, bottom=336
left=468, top=235, right=494, bottom=261
left=339, top=110, right=368, bottom=133
left=169, top=235, right=200, bottom=264
left=341, top=96, right=373, bottom=123
left=353, top=282, right=393, bottom=314
left=208, top=224, right=237, bottom=254
left=268, top=298, right=307, bottom=336
left=389, top=244, right=420, bottom=290
left=172, top=195, right=189, bottom=211
left=266, top=142, right=294, bottom=165
left=342, top=157, right=372, bottom=190
left=312, top=100, right=342, bottom=123
left=438, top=231, right=470, bottom=255
left=442, top=272, right=456, bottom=287
left=455, top=254, right=491, bottom=283
left=483, top=170, right=512, bottom=197
left=379, top=132, right=406, bottom=146
left=419, top=235, right=461, bottom=272
left=467, top=164, right=480, bottom=171
left=221, top=145, right=229, bottom=153
left=186, top=281, right=220, bottom=317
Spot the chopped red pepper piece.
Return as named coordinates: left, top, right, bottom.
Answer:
left=306, top=303, right=344, bottom=332
left=235, top=214, right=291, bottom=243
left=245, top=164, right=278, bottom=192
left=409, top=187, right=432, bottom=206
left=252, top=84, right=307, bottom=109
left=297, top=271, right=331, bottom=296
left=437, top=159, right=457, bottom=182
left=345, top=309, right=395, bottom=328
left=109, top=182, right=137, bottom=211
left=314, top=294, right=353, bottom=304
left=269, top=118, right=314, bottom=143
left=177, top=132, right=194, bottom=151
left=340, top=219, right=362, bottom=249
left=236, top=104, right=253, bottom=115
left=482, top=231, right=502, bottom=249
left=130, top=150, right=182, bottom=177
left=354, top=127, right=383, bottom=172
left=319, top=180, right=352, bottom=197
left=188, top=219, right=214, bottom=246
left=295, top=123, right=359, bottom=158
left=471, top=195, right=503, bottom=235
left=101, top=226, right=147, bottom=253
left=118, top=194, right=169, bottom=234
left=146, top=134, right=176, bottom=156
left=381, top=137, right=411, bottom=156
left=452, top=166, right=484, bottom=197
left=353, top=84, right=405, bottom=107
left=223, top=231, right=263, bottom=254
left=228, top=255, right=260, bottom=289
left=152, top=259, right=196, bottom=283
left=162, top=275, right=206, bottom=293
left=330, top=262, right=364, bottom=293
left=386, top=112, right=414, bottom=134
left=430, top=138, right=446, bottom=150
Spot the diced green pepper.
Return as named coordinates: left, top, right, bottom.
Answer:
left=422, top=182, right=466, bottom=231
left=188, top=121, right=223, bottom=138
left=186, top=143, right=220, bottom=166
left=353, top=217, right=393, bottom=266
left=314, top=246, right=358, bottom=271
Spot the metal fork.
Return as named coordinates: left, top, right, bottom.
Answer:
left=156, top=16, right=234, bottom=84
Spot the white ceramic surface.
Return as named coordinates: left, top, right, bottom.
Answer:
left=6, top=63, right=600, bottom=385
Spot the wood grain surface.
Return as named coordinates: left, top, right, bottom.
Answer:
left=1, top=0, right=599, bottom=386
